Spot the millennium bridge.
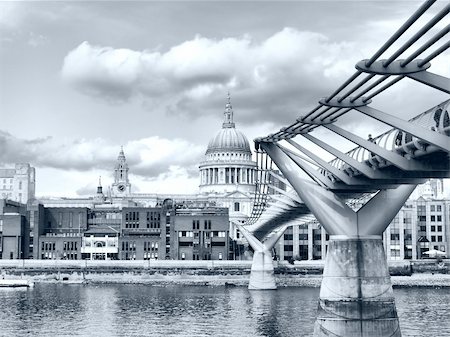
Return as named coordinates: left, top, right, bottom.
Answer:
left=239, top=1, right=450, bottom=336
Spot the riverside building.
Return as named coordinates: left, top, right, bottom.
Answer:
left=0, top=163, right=35, bottom=204
left=0, top=198, right=229, bottom=260
left=274, top=180, right=449, bottom=262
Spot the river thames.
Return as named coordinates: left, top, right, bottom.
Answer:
left=0, top=284, right=449, bottom=337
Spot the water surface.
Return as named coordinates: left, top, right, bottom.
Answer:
left=0, top=284, right=449, bottom=336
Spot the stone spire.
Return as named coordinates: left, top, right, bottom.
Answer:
left=114, top=146, right=129, bottom=183
left=97, top=176, right=103, bottom=194
left=117, top=145, right=126, bottom=162
left=94, top=175, right=105, bottom=203
left=223, top=92, right=235, bottom=129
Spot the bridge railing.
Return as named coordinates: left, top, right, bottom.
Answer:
left=328, top=100, right=450, bottom=173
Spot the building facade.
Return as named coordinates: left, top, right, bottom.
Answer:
left=0, top=163, right=36, bottom=204
left=37, top=94, right=257, bottom=243
left=0, top=199, right=31, bottom=259
left=275, top=192, right=450, bottom=262
left=171, top=207, right=229, bottom=260
left=1, top=198, right=229, bottom=261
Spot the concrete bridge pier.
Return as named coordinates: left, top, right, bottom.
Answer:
left=238, top=223, right=288, bottom=290
left=314, top=236, right=400, bottom=337
left=248, top=250, right=277, bottom=290
left=260, top=142, right=418, bottom=336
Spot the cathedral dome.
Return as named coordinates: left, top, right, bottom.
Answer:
left=199, top=93, right=257, bottom=195
left=205, top=94, right=251, bottom=155
left=206, top=128, right=251, bottom=154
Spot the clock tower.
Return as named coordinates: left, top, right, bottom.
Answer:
left=111, top=146, right=131, bottom=197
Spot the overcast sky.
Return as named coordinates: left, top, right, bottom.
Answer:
left=0, top=1, right=448, bottom=197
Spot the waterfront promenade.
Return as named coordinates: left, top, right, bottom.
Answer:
left=1, top=259, right=449, bottom=288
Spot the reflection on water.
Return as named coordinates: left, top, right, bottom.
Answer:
left=0, top=284, right=449, bottom=337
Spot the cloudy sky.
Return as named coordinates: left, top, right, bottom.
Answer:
left=0, top=1, right=448, bottom=197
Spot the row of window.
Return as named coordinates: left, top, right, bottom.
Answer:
left=192, top=220, right=212, bottom=230
left=63, top=241, right=78, bottom=251
left=418, top=205, right=443, bottom=212
left=179, top=231, right=226, bottom=238
left=42, top=242, right=56, bottom=251
left=122, top=241, right=136, bottom=251
left=284, top=234, right=331, bottom=241
left=125, top=212, right=140, bottom=221
left=144, top=242, right=159, bottom=251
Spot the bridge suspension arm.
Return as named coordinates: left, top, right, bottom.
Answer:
left=356, top=105, right=450, bottom=151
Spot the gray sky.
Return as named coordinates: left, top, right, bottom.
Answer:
left=0, top=1, right=448, bottom=197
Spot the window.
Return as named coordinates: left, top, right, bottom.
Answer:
left=431, top=226, right=436, bottom=232
left=438, top=236, right=443, bottom=242
left=431, top=215, right=436, bottom=222
left=437, top=215, right=442, bottom=222
left=234, top=202, right=240, bottom=212
left=299, top=234, right=308, bottom=240
left=390, top=233, right=400, bottom=241
left=284, top=234, right=293, bottom=240
left=431, top=236, right=436, bottom=242
left=438, top=225, right=442, bottom=232
left=430, top=205, right=435, bottom=212
left=418, top=216, right=426, bottom=222
left=437, top=205, right=442, bottom=212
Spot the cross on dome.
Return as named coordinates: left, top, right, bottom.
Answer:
left=223, top=92, right=235, bottom=128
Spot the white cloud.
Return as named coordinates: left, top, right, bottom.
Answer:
left=61, top=29, right=360, bottom=123
left=0, top=130, right=204, bottom=180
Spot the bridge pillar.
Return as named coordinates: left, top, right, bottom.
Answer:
left=237, top=223, right=288, bottom=290
left=249, top=250, right=277, bottom=290
left=314, top=235, right=400, bottom=337
left=260, top=142, right=416, bottom=335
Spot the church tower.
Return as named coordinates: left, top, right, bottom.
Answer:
left=94, top=176, right=105, bottom=203
left=111, top=146, right=131, bottom=197
left=199, top=93, right=257, bottom=195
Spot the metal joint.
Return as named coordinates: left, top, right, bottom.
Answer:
left=319, top=97, right=372, bottom=109
left=356, top=59, right=431, bottom=75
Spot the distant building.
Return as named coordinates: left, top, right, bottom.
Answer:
left=5, top=198, right=229, bottom=261
left=37, top=94, right=257, bottom=250
left=0, top=199, right=31, bottom=259
left=0, top=163, right=35, bottom=204
left=172, top=207, right=229, bottom=260
left=275, top=183, right=450, bottom=262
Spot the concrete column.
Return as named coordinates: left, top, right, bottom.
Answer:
left=314, top=236, right=401, bottom=337
left=399, top=214, right=405, bottom=260
left=308, top=224, right=314, bottom=260
left=321, top=227, right=327, bottom=260
left=385, top=226, right=391, bottom=260
left=248, top=250, right=277, bottom=290
left=293, top=225, right=299, bottom=258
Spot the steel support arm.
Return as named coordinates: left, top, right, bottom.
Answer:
left=302, top=133, right=388, bottom=179
left=262, top=224, right=290, bottom=250
left=357, top=184, right=417, bottom=235
left=237, top=224, right=264, bottom=252
left=407, top=71, right=450, bottom=94
left=267, top=183, right=303, bottom=203
left=261, top=142, right=357, bottom=236
left=280, top=145, right=335, bottom=188
left=356, top=105, right=450, bottom=152
left=270, top=194, right=299, bottom=208
left=285, top=139, right=368, bottom=185
left=325, top=124, right=428, bottom=171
